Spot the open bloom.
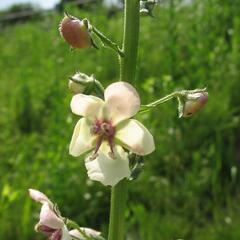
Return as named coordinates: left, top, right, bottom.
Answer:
left=29, top=189, right=71, bottom=240
left=69, top=81, right=155, bottom=186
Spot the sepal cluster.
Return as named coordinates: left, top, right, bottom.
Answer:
left=68, top=72, right=104, bottom=98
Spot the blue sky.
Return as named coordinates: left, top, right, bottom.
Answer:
left=0, top=0, right=117, bottom=10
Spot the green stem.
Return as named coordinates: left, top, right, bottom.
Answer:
left=91, top=26, right=125, bottom=57
left=108, top=1, right=140, bottom=240
left=66, top=219, right=92, bottom=240
left=139, top=88, right=207, bottom=113
left=108, top=179, right=128, bottom=240
left=120, top=0, right=140, bottom=82
left=138, top=91, right=181, bottom=114
left=146, top=91, right=181, bottom=107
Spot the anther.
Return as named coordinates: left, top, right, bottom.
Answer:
left=108, top=152, right=116, bottom=159
left=101, top=123, right=110, bottom=133
left=90, top=152, right=98, bottom=160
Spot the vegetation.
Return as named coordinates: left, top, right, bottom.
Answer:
left=0, top=0, right=240, bottom=239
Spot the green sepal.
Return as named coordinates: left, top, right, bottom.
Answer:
left=140, top=0, right=157, bottom=17
left=81, top=18, right=124, bottom=57
left=129, top=154, right=144, bottom=181
left=69, top=73, right=104, bottom=99
left=177, top=96, right=184, bottom=118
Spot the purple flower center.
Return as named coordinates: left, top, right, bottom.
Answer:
left=38, top=225, right=62, bottom=240
left=91, top=119, right=116, bottom=159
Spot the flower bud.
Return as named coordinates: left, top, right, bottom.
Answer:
left=59, top=13, right=92, bottom=49
left=140, top=0, right=156, bottom=17
left=28, top=189, right=50, bottom=204
left=68, top=72, right=94, bottom=94
left=178, top=90, right=208, bottom=118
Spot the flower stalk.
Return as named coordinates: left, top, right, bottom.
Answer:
left=108, top=1, right=140, bottom=240
left=90, top=25, right=125, bottom=57
left=139, top=88, right=208, bottom=117
left=139, top=91, right=182, bottom=113
left=120, top=0, right=140, bottom=83
left=108, top=179, right=128, bottom=240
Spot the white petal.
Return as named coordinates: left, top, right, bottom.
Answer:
left=39, top=203, right=64, bottom=229
left=71, top=94, right=104, bottom=119
left=69, top=228, right=101, bottom=240
left=69, top=118, right=96, bottom=157
left=116, top=119, right=155, bottom=155
left=61, top=225, right=72, bottom=240
left=85, top=143, right=130, bottom=186
left=28, top=189, right=50, bottom=204
left=104, top=82, right=140, bottom=124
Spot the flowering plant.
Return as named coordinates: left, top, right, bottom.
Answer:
left=69, top=81, right=155, bottom=186
left=30, top=1, right=208, bottom=240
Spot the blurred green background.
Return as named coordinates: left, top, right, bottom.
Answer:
left=1, top=0, right=240, bottom=239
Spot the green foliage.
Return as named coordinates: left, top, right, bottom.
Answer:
left=0, top=0, right=240, bottom=239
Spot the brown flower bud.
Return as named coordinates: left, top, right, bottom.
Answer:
left=59, top=14, right=92, bottom=49
left=182, top=91, right=208, bottom=117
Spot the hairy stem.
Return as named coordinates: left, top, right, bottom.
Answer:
left=120, top=0, right=140, bottom=83
left=108, top=1, right=140, bottom=240
left=108, top=179, right=128, bottom=240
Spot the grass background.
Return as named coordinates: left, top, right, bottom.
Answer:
left=0, top=0, right=240, bottom=239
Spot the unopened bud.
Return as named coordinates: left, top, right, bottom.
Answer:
left=178, top=89, right=208, bottom=118
left=68, top=72, right=94, bottom=94
left=140, top=0, right=157, bottom=17
left=59, top=13, right=92, bottom=49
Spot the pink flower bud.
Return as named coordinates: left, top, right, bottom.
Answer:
left=29, top=189, right=50, bottom=204
left=29, top=189, right=71, bottom=240
left=59, top=14, right=92, bottom=49
left=182, top=91, right=208, bottom=117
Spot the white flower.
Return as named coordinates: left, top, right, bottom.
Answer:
left=29, top=189, right=71, bottom=240
left=69, top=81, right=155, bottom=186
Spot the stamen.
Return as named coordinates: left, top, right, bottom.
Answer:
left=91, top=125, right=100, bottom=135
left=51, top=229, right=62, bottom=240
left=89, top=152, right=99, bottom=160
left=91, top=119, right=116, bottom=158
left=108, top=151, right=116, bottom=159
left=90, top=136, right=103, bottom=160
left=101, top=122, right=110, bottom=132
left=108, top=137, right=116, bottom=159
